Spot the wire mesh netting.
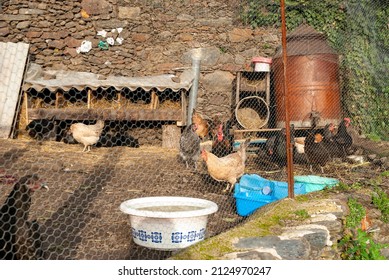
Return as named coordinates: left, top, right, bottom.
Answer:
left=1, top=0, right=388, bottom=260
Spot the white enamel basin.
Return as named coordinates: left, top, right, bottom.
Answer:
left=120, top=196, right=218, bottom=250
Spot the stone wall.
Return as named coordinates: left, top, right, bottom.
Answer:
left=1, top=0, right=280, bottom=128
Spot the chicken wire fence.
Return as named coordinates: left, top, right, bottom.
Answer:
left=1, top=0, right=388, bottom=260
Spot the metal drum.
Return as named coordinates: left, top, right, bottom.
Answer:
left=272, top=24, right=342, bottom=128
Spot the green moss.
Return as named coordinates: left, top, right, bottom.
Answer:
left=294, top=209, right=310, bottom=220
left=295, top=195, right=309, bottom=202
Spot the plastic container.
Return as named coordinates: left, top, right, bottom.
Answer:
left=234, top=184, right=277, bottom=217
left=252, top=57, right=272, bottom=72
left=120, top=196, right=218, bottom=250
left=234, top=174, right=277, bottom=217
left=272, top=181, right=306, bottom=200
left=294, top=175, right=339, bottom=193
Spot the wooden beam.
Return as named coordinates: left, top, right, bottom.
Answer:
left=117, top=93, right=121, bottom=109
left=235, top=71, right=241, bottom=107
left=87, top=89, right=92, bottom=109
left=27, top=108, right=183, bottom=121
left=55, top=91, right=60, bottom=108
left=180, top=90, right=188, bottom=126
left=265, top=72, right=271, bottom=106
left=24, top=91, right=29, bottom=124
left=234, top=127, right=312, bottom=133
left=150, top=90, right=159, bottom=110
left=162, top=125, right=181, bottom=149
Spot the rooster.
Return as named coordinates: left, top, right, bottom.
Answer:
left=210, top=117, right=234, bottom=158
left=191, top=109, right=210, bottom=140
left=201, top=138, right=250, bottom=193
left=0, top=174, right=48, bottom=260
left=179, top=123, right=201, bottom=170
left=68, top=120, right=105, bottom=152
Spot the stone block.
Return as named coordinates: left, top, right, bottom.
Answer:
left=118, top=6, right=141, bottom=19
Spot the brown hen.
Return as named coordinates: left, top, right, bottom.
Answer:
left=201, top=138, right=250, bottom=193
left=192, top=109, right=209, bottom=140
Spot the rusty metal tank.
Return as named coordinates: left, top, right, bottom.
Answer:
left=272, top=24, right=341, bottom=128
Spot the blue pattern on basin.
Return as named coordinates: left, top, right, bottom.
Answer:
left=132, top=228, right=206, bottom=244
left=132, top=228, right=163, bottom=243
left=172, top=229, right=205, bottom=243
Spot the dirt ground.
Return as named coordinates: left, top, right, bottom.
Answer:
left=0, top=137, right=388, bottom=260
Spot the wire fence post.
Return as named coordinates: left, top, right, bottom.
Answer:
left=280, top=0, right=294, bottom=199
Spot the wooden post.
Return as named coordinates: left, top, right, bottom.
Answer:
left=150, top=90, right=159, bottom=110
left=55, top=91, right=59, bottom=108
left=280, top=0, right=294, bottom=199
left=235, top=71, right=241, bottom=107
left=87, top=89, right=92, bottom=109
left=162, top=125, right=181, bottom=149
left=180, top=89, right=188, bottom=126
left=265, top=72, right=271, bottom=106
left=24, top=91, right=29, bottom=125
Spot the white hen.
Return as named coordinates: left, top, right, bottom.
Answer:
left=69, top=120, right=105, bottom=152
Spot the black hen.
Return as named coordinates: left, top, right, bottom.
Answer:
left=272, top=125, right=295, bottom=167
left=179, top=123, right=201, bottom=169
left=304, top=127, right=331, bottom=173
left=211, top=118, right=234, bottom=158
left=0, top=174, right=48, bottom=260
left=275, top=128, right=287, bottom=165
left=332, top=118, right=353, bottom=158
left=323, top=123, right=336, bottom=143
left=265, top=133, right=277, bottom=158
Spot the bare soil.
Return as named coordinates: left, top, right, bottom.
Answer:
left=0, top=138, right=388, bottom=260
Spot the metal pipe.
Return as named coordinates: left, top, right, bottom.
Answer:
left=187, top=50, right=201, bottom=125
left=280, top=0, right=294, bottom=198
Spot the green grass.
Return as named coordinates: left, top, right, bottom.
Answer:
left=339, top=197, right=388, bottom=260
left=372, top=187, right=389, bottom=223
left=346, top=198, right=366, bottom=229
left=339, top=229, right=387, bottom=260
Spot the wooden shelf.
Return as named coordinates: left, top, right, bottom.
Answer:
left=24, top=89, right=188, bottom=124
left=234, top=71, right=271, bottom=132
left=27, top=108, right=183, bottom=121
left=239, top=75, right=267, bottom=92
left=235, top=71, right=271, bottom=107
